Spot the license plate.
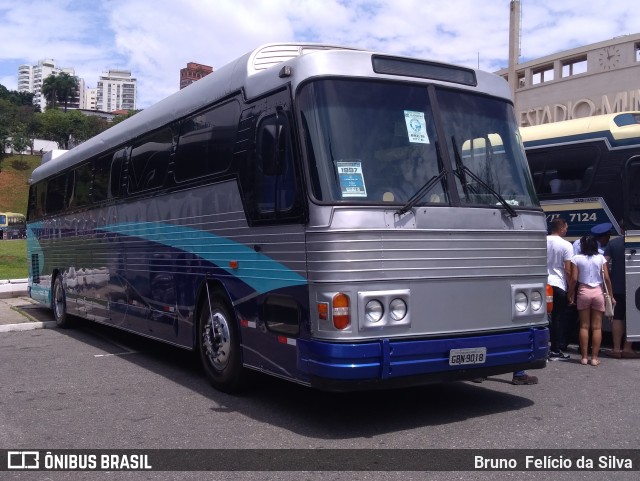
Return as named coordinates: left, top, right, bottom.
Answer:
left=449, top=347, right=487, bottom=366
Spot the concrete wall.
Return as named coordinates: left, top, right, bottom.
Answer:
left=496, top=33, right=640, bottom=126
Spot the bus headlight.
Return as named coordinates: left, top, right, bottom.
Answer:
left=530, top=290, right=543, bottom=311
left=389, top=298, right=407, bottom=321
left=514, top=292, right=528, bottom=312
left=357, top=289, right=411, bottom=330
left=365, top=300, right=384, bottom=323
left=511, top=284, right=547, bottom=320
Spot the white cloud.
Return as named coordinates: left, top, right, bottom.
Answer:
left=0, top=0, right=638, bottom=108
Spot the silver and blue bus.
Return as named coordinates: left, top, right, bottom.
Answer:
left=27, top=43, right=548, bottom=392
left=522, top=111, right=640, bottom=342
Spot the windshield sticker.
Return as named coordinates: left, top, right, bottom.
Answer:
left=336, top=161, right=367, bottom=197
left=404, top=110, right=430, bottom=144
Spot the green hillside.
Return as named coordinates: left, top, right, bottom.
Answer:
left=0, top=155, right=37, bottom=279
left=0, top=239, right=27, bottom=279
left=0, top=154, right=40, bottom=215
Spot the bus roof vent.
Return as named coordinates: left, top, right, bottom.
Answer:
left=248, top=43, right=359, bottom=74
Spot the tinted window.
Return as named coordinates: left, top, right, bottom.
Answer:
left=253, top=113, right=296, bottom=215
left=70, top=164, right=92, bottom=208
left=128, top=128, right=173, bottom=193
left=28, top=183, right=46, bottom=220
left=93, top=149, right=128, bottom=201
left=174, top=101, right=239, bottom=181
left=46, top=173, right=70, bottom=214
left=93, top=153, right=111, bottom=202
left=528, top=145, right=598, bottom=195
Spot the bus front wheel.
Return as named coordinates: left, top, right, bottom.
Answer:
left=52, top=276, right=71, bottom=328
left=198, top=293, right=246, bottom=393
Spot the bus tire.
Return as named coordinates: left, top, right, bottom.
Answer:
left=198, top=293, right=246, bottom=393
left=52, top=275, right=71, bottom=328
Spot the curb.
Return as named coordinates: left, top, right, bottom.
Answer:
left=0, top=278, right=29, bottom=299
left=0, top=321, right=56, bottom=333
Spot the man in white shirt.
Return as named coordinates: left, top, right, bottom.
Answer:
left=547, top=218, right=574, bottom=360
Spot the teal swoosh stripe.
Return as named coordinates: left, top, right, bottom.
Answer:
left=101, top=222, right=307, bottom=294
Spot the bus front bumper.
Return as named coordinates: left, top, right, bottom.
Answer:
left=297, top=327, right=549, bottom=391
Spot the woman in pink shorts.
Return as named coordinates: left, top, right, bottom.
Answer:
left=568, top=235, right=615, bottom=366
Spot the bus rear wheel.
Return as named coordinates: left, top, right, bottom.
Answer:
left=52, top=275, right=71, bottom=328
left=198, top=293, right=246, bottom=393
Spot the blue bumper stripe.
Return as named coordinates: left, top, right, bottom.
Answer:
left=298, top=328, right=549, bottom=381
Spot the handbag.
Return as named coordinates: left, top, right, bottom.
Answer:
left=602, top=264, right=614, bottom=318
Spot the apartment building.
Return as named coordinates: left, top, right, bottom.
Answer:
left=96, top=69, right=137, bottom=112
left=83, top=88, right=97, bottom=110
left=17, top=59, right=80, bottom=112
left=180, top=62, right=213, bottom=89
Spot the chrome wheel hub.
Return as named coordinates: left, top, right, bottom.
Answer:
left=203, top=311, right=231, bottom=370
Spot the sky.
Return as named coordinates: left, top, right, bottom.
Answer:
left=0, top=0, right=638, bottom=109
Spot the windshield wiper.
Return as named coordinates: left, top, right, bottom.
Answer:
left=396, top=141, right=447, bottom=216
left=451, top=136, right=518, bottom=218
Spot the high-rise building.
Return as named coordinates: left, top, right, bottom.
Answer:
left=83, top=88, right=97, bottom=110
left=17, top=59, right=79, bottom=111
left=96, top=69, right=137, bottom=112
left=180, top=62, right=213, bottom=89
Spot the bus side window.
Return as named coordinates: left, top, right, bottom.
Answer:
left=27, top=183, right=45, bottom=220
left=535, top=145, right=598, bottom=196
left=128, top=127, right=173, bottom=193
left=92, top=153, right=111, bottom=202
left=174, top=101, right=239, bottom=182
left=110, top=149, right=129, bottom=199
left=70, top=163, right=92, bottom=208
left=45, top=173, right=70, bottom=214
left=253, top=112, right=296, bottom=215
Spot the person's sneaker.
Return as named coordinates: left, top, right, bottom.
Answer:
left=548, top=350, right=570, bottom=361
left=512, top=373, right=538, bottom=385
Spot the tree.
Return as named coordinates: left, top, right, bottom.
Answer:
left=110, top=109, right=140, bottom=126
left=0, top=84, right=42, bottom=165
left=41, top=72, right=79, bottom=112
left=0, top=84, right=37, bottom=108
left=10, top=124, right=30, bottom=160
left=15, top=106, right=42, bottom=154
left=83, top=115, right=109, bottom=140
left=40, top=108, right=71, bottom=148
left=55, top=73, right=80, bottom=112
left=41, top=74, right=59, bottom=110
left=0, top=98, right=17, bottom=169
left=39, top=109, right=107, bottom=149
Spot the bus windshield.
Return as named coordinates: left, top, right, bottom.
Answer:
left=299, top=79, right=537, bottom=208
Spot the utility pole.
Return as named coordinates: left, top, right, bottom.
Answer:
left=508, top=0, right=521, bottom=105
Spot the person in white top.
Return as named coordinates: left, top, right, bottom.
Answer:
left=546, top=218, right=573, bottom=361
left=568, top=235, right=615, bottom=366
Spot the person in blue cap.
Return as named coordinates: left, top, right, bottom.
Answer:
left=573, top=222, right=612, bottom=255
